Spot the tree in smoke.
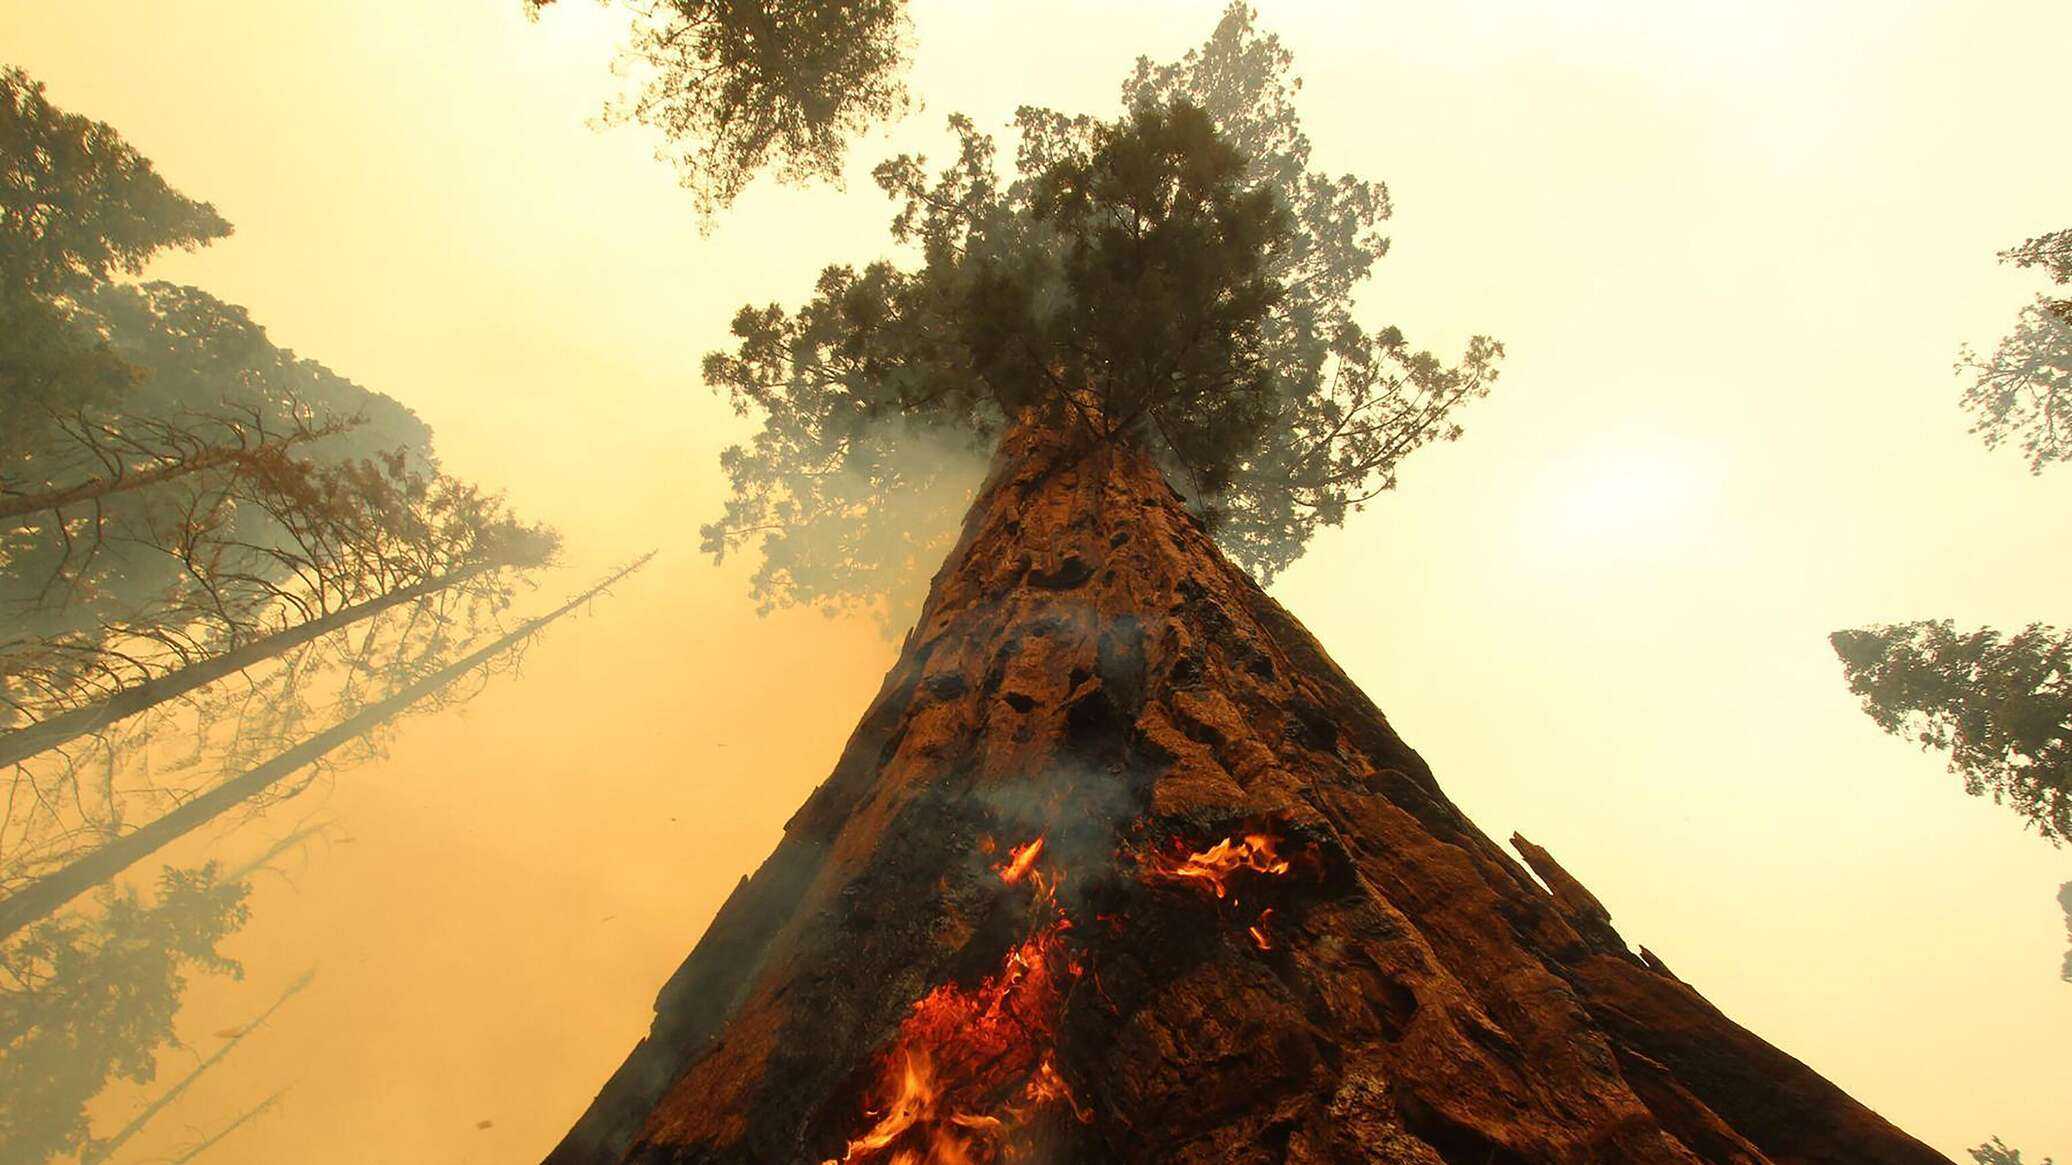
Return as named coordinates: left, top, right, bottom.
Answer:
left=0, top=67, right=228, bottom=299
left=526, top=0, right=911, bottom=217
left=1829, top=621, right=2071, bottom=844
left=1960, top=226, right=2072, bottom=472
left=0, top=862, right=249, bottom=1165
left=699, top=2, right=1499, bottom=619
left=0, top=65, right=556, bottom=797
left=1971, top=1137, right=2056, bottom=1165
left=1830, top=222, right=2072, bottom=985
left=0, top=442, right=559, bottom=768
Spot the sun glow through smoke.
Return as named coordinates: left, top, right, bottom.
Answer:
left=1519, top=435, right=1723, bottom=568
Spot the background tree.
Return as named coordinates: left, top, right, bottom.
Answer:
left=1960, top=226, right=2072, bottom=471
left=1972, top=1137, right=2057, bottom=1165
left=0, top=552, right=652, bottom=943
left=1832, top=222, right=2072, bottom=982
left=0, top=862, right=249, bottom=1165
left=700, top=2, right=1499, bottom=621
left=525, top=0, right=912, bottom=217
left=0, top=68, right=560, bottom=892
left=1830, top=621, right=2071, bottom=844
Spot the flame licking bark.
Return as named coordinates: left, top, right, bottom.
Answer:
left=1144, top=833, right=1289, bottom=901
left=825, top=837, right=1085, bottom=1165
left=1145, top=832, right=1292, bottom=953
left=995, top=837, right=1045, bottom=886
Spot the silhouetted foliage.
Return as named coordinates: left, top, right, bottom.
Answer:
left=0, top=863, right=248, bottom=1165
left=700, top=3, right=1499, bottom=618
left=527, top=0, right=910, bottom=216
left=0, top=69, right=560, bottom=924
left=2059, top=880, right=2071, bottom=983
left=0, top=553, right=650, bottom=943
left=0, top=68, right=229, bottom=300
left=1830, top=621, right=2071, bottom=843
left=1, top=65, right=228, bottom=439
left=1960, top=226, right=2072, bottom=472
left=1971, top=1136, right=2056, bottom=1165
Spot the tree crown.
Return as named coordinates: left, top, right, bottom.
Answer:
left=1831, top=620, right=2072, bottom=844
left=528, top=0, right=911, bottom=217
left=702, top=3, right=1499, bottom=619
left=0, top=68, right=230, bottom=298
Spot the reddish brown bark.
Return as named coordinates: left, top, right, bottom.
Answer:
left=550, top=417, right=1946, bottom=1165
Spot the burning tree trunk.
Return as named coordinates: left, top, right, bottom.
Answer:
left=553, top=419, right=1945, bottom=1165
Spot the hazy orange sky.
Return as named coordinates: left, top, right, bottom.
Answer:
left=6, top=1, right=2069, bottom=1161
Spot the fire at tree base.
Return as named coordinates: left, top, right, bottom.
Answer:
left=548, top=415, right=1948, bottom=1165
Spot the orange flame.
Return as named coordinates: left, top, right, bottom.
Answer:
left=1146, top=833, right=1290, bottom=900
left=828, top=839, right=1083, bottom=1165
left=996, top=836, right=1045, bottom=885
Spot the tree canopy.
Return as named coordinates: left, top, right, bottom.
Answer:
left=0, top=863, right=249, bottom=1165
left=1971, top=1137, right=2056, bottom=1165
left=527, top=0, right=911, bottom=217
left=1830, top=621, right=2072, bottom=844
left=1959, top=225, right=2072, bottom=473
left=700, top=3, right=1499, bottom=619
left=0, top=67, right=229, bottom=299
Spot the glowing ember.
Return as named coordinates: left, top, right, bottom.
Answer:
left=827, top=838, right=1084, bottom=1165
left=1146, top=833, right=1290, bottom=899
left=1247, top=908, right=1276, bottom=952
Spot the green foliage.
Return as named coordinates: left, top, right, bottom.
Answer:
left=702, top=3, right=1499, bottom=617
left=528, top=0, right=910, bottom=217
left=1830, top=621, right=2072, bottom=843
left=0, top=67, right=230, bottom=299
left=0, top=67, right=423, bottom=461
left=0, top=864, right=249, bottom=1165
left=1959, top=226, right=2072, bottom=473
left=1971, top=1136, right=2055, bottom=1165
left=1, top=66, right=230, bottom=433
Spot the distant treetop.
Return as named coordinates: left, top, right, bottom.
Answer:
left=1960, top=223, right=2072, bottom=473
left=1830, top=620, right=2072, bottom=845
left=526, top=0, right=911, bottom=218
left=0, top=67, right=230, bottom=297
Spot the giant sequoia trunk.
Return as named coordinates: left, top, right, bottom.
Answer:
left=551, top=417, right=1945, bottom=1165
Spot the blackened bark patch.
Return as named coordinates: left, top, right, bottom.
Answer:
left=1029, top=553, right=1095, bottom=589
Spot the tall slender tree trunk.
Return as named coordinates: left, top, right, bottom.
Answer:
left=0, top=552, right=653, bottom=942
left=0, top=565, right=496, bottom=771
left=548, top=417, right=1945, bottom=1165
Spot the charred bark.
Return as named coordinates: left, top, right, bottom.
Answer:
left=551, top=419, right=1945, bottom=1165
